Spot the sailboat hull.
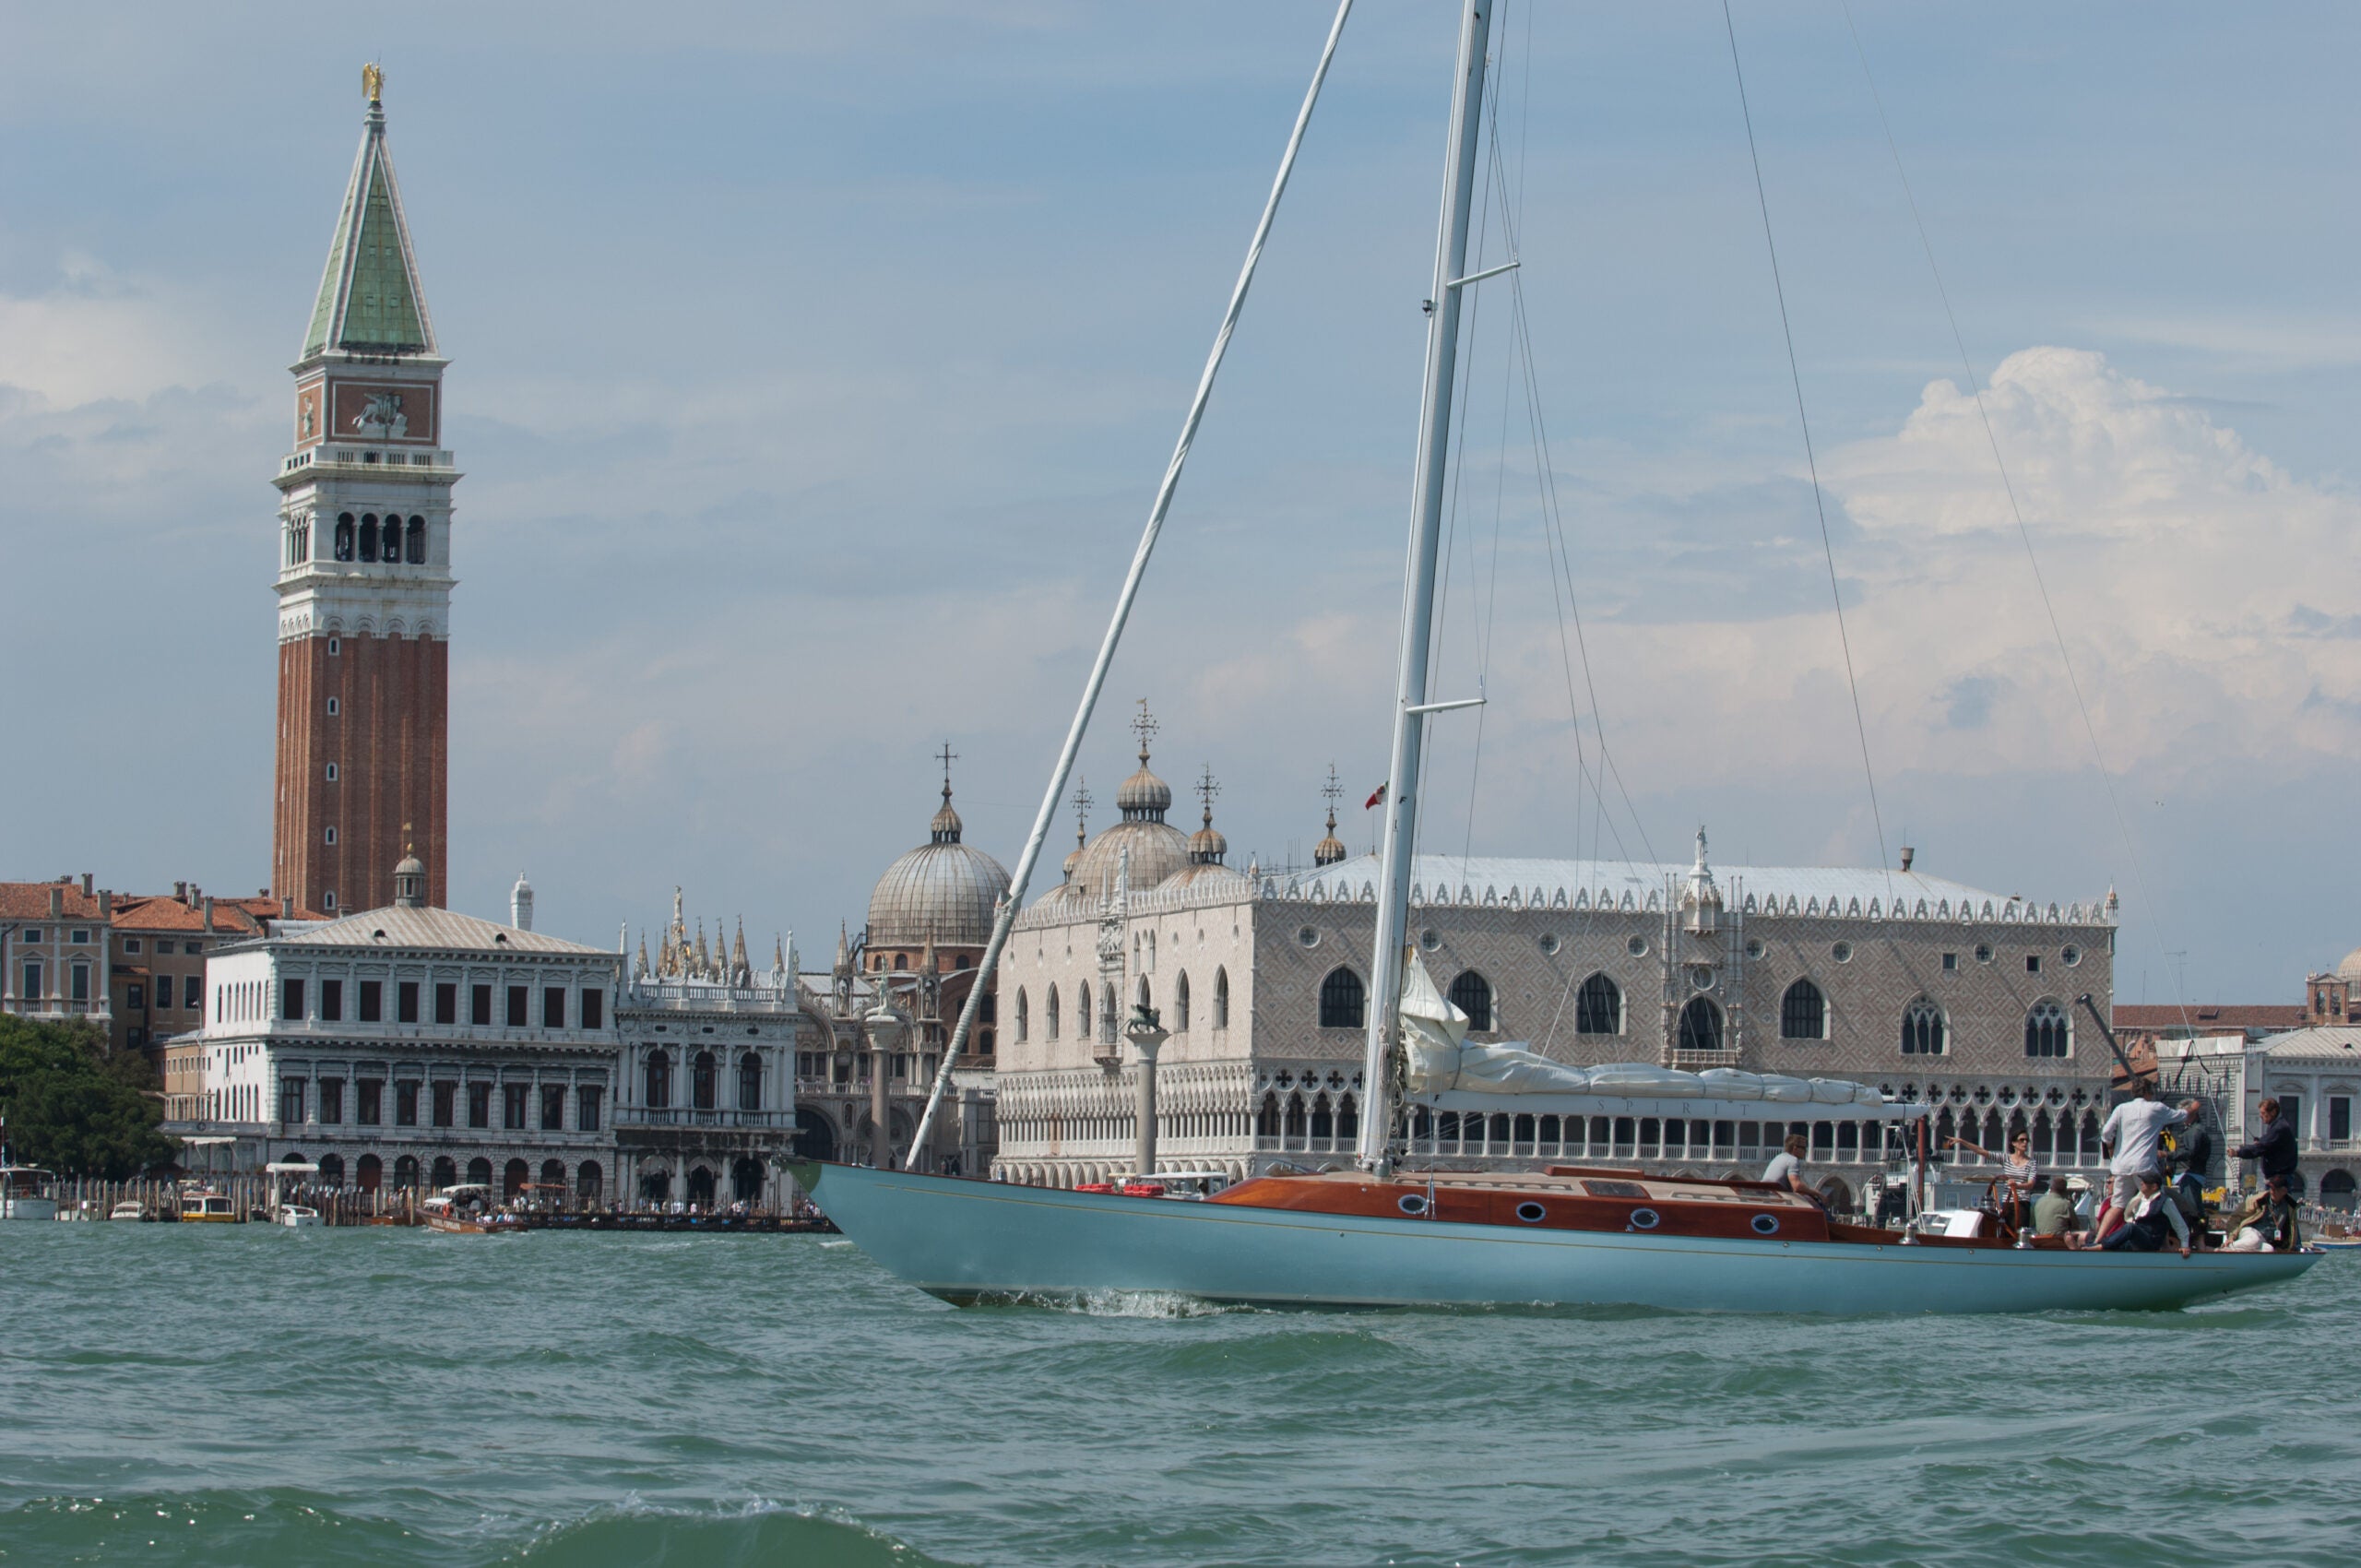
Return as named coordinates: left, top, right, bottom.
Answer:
left=799, top=1163, right=2318, bottom=1315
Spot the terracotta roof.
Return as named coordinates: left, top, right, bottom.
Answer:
left=0, top=881, right=109, bottom=921
left=108, top=897, right=265, bottom=936
left=2113, top=1004, right=2308, bottom=1032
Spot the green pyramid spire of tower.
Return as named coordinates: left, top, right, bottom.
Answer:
left=302, top=78, right=436, bottom=361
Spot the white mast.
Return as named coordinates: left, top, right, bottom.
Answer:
left=903, top=0, right=1358, bottom=1169
left=1358, top=1, right=1496, bottom=1173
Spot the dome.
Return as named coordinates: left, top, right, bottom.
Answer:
left=1063, top=820, right=1189, bottom=902
left=867, top=780, right=1011, bottom=947
left=1189, top=823, right=1228, bottom=862
left=1116, top=765, right=1171, bottom=817
left=1162, top=860, right=1251, bottom=896
left=2338, top=946, right=2361, bottom=982
left=396, top=850, right=425, bottom=878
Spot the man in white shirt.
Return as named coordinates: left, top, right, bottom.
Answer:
left=2094, top=1081, right=2187, bottom=1244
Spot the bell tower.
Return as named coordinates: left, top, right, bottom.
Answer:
left=271, top=66, right=457, bottom=916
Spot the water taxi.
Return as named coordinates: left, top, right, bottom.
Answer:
left=179, top=1191, right=240, bottom=1223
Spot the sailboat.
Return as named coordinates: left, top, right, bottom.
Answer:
left=789, top=3, right=2318, bottom=1314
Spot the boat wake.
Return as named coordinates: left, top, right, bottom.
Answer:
left=984, top=1288, right=1252, bottom=1320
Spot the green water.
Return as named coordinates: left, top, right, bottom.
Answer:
left=2, top=1224, right=2354, bottom=1566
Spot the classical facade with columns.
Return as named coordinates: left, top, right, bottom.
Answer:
left=991, top=709, right=2124, bottom=1208
left=612, top=890, right=803, bottom=1209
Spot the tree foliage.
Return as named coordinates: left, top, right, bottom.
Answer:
left=0, top=1015, right=176, bottom=1177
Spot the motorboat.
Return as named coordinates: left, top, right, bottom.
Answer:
left=109, top=1199, right=148, bottom=1222
left=798, top=3, right=2321, bottom=1315
left=178, top=1191, right=240, bottom=1223
left=277, top=1205, right=324, bottom=1229
left=1, top=1167, right=60, bottom=1223
left=420, top=1184, right=519, bottom=1235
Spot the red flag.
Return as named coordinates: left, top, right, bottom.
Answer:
left=1364, top=782, right=1387, bottom=810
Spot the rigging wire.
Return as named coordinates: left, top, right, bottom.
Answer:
left=1838, top=1, right=2189, bottom=1031
left=1720, top=0, right=1894, bottom=906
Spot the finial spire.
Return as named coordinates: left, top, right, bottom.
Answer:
left=1322, top=764, right=1343, bottom=834
left=1072, top=776, right=1092, bottom=849
left=937, top=741, right=958, bottom=803
left=1195, top=763, right=1220, bottom=831
left=362, top=62, right=384, bottom=104
left=1131, top=698, right=1158, bottom=765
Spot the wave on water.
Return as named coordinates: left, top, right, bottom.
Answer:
left=0, top=1491, right=966, bottom=1568
left=996, top=1288, right=1250, bottom=1319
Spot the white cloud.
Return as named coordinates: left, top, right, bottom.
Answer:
left=1474, top=347, right=2361, bottom=795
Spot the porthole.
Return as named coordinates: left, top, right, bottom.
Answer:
left=1688, top=966, right=1714, bottom=992
left=1628, top=1207, right=1661, bottom=1230
left=1419, top=929, right=1441, bottom=953
left=1397, top=1194, right=1428, bottom=1216
left=1750, top=1213, right=1780, bottom=1236
left=1745, top=938, right=1765, bottom=959
left=1627, top=935, right=1649, bottom=958
left=1974, top=944, right=1993, bottom=964
left=1297, top=926, right=1320, bottom=949
left=2061, top=945, right=2082, bottom=967
left=1515, top=1201, right=1547, bottom=1224
left=1832, top=942, right=1853, bottom=964
left=1537, top=932, right=1560, bottom=956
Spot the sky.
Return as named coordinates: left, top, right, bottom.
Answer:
left=2, top=2, right=2355, bottom=1004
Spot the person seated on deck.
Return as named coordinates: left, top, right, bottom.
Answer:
left=2096, top=1168, right=2191, bottom=1258
left=2221, top=1172, right=2301, bottom=1253
left=1762, top=1134, right=1814, bottom=1202
left=2031, top=1175, right=2078, bottom=1241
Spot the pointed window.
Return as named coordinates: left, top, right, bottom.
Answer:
left=1448, top=969, right=1494, bottom=1031
left=1575, top=974, right=1622, bottom=1036
left=1780, top=979, right=1827, bottom=1040
left=1677, top=996, right=1724, bottom=1051
left=405, top=516, right=425, bottom=564
left=1014, top=987, right=1029, bottom=1043
left=2023, top=1000, right=2070, bottom=1059
left=1076, top=981, right=1090, bottom=1039
left=1214, top=968, right=1230, bottom=1028
left=1173, top=971, right=1191, bottom=1032
left=1900, top=998, right=1948, bottom=1055
left=1045, top=984, right=1059, bottom=1040
left=1318, top=967, right=1365, bottom=1030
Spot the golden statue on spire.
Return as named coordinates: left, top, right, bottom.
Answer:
left=362, top=63, right=384, bottom=104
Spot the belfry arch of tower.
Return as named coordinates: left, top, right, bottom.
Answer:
left=271, top=65, right=457, bottom=917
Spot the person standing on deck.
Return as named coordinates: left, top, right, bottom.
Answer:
left=2094, top=1082, right=2186, bottom=1245
left=2232, top=1098, right=2298, bottom=1192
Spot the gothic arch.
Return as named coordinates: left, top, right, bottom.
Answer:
left=1448, top=969, right=1494, bottom=1031
left=1780, top=978, right=1827, bottom=1041
left=1575, top=973, right=1622, bottom=1036
left=1319, top=967, right=1366, bottom=1030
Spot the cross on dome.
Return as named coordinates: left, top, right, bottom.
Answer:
left=1195, top=764, right=1221, bottom=828
left=1131, top=698, right=1158, bottom=763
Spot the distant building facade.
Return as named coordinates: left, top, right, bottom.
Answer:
left=613, top=892, right=803, bottom=1209
left=2153, top=1027, right=2361, bottom=1210
left=170, top=856, right=624, bottom=1199
left=1, top=877, right=114, bottom=1034
left=992, top=712, right=2123, bottom=1207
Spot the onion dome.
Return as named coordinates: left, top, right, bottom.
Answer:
left=1060, top=705, right=1190, bottom=899
left=2338, top=945, right=2361, bottom=982
left=1312, top=763, right=1347, bottom=866
left=1164, top=764, right=1249, bottom=895
left=868, top=764, right=1013, bottom=947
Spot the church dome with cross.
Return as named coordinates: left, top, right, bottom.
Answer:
left=867, top=748, right=1011, bottom=949
left=1162, top=764, right=1251, bottom=896
left=1054, top=702, right=1193, bottom=902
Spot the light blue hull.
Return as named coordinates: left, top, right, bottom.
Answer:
left=802, top=1164, right=2319, bottom=1315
